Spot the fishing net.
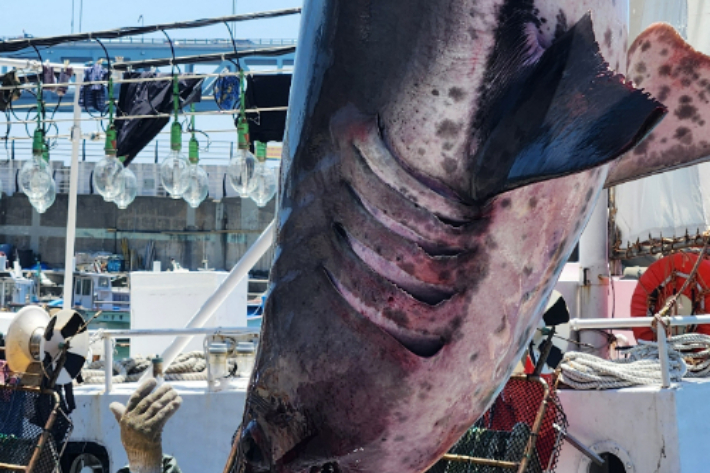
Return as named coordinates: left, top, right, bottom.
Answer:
left=0, top=385, right=72, bottom=473
left=428, top=374, right=567, bottom=473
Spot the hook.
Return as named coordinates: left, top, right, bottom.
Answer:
left=223, top=21, right=242, bottom=72
left=94, top=38, right=112, bottom=79
left=30, top=45, right=46, bottom=135
left=94, top=38, right=114, bottom=131
left=160, top=29, right=181, bottom=75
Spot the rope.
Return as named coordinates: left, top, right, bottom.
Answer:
left=80, top=351, right=238, bottom=384
left=560, top=334, right=710, bottom=389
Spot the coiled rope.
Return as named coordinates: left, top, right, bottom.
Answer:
left=81, top=351, right=238, bottom=384
left=559, top=334, right=710, bottom=389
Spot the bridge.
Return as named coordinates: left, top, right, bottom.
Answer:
left=0, top=37, right=297, bottom=112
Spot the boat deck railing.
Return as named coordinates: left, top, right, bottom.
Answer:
left=569, top=315, right=710, bottom=388
left=93, top=326, right=260, bottom=393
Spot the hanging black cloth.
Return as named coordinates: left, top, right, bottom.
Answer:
left=115, top=72, right=204, bottom=165
left=243, top=74, right=291, bottom=144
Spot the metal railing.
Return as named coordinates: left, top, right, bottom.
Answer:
left=0, top=37, right=298, bottom=46
left=97, top=326, right=260, bottom=393
left=569, top=315, right=710, bottom=388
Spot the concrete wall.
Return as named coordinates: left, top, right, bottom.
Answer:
left=0, top=193, right=275, bottom=272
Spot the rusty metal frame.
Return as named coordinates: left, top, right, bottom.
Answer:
left=0, top=385, right=64, bottom=473
left=612, top=230, right=710, bottom=260
left=440, top=374, right=551, bottom=473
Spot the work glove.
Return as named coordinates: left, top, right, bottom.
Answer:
left=110, top=379, right=182, bottom=473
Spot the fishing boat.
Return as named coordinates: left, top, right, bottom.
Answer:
left=5, top=2, right=710, bottom=473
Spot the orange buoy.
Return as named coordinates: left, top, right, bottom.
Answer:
left=630, top=253, right=710, bottom=342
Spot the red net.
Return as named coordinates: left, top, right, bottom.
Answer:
left=429, top=374, right=567, bottom=473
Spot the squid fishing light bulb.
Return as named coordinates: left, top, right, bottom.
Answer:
left=114, top=167, right=138, bottom=210
left=228, top=147, right=258, bottom=197
left=228, top=118, right=258, bottom=197
left=181, top=119, right=209, bottom=208
left=181, top=158, right=210, bottom=209
left=29, top=178, right=56, bottom=214
left=160, top=149, right=189, bottom=199
left=19, top=130, right=53, bottom=200
left=249, top=143, right=278, bottom=207
left=93, top=155, right=124, bottom=201
left=250, top=162, right=278, bottom=207
left=160, top=122, right=189, bottom=199
left=93, top=127, right=124, bottom=201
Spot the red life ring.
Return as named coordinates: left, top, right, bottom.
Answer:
left=630, top=253, right=710, bottom=342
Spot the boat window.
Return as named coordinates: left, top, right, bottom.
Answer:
left=98, top=278, right=110, bottom=289
left=74, top=279, right=81, bottom=295
left=82, top=279, right=92, bottom=296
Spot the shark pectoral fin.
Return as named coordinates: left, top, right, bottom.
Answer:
left=470, top=13, right=666, bottom=202
left=606, top=24, right=710, bottom=187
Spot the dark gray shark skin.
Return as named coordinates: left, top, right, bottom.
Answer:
left=231, top=2, right=669, bottom=473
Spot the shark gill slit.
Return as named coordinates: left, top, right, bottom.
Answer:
left=320, top=143, right=478, bottom=357
left=347, top=144, right=472, bottom=256
left=323, top=264, right=446, bottom=359
left=350, top=129, right=476, bottom=225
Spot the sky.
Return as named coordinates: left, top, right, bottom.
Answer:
left=7, top=0, right=303, bottom=40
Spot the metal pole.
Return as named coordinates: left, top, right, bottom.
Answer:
left=62, top=71, right=84, bottom=311
left=104, top=336, right=113, bottom=392
left=148, top=220, right=275, bottom=379
left=657, top=324, right=672, bottom=388
left=578, top=190, right=610, bottom=357
left=98, top=327, right=258, bottom=337
left=569, top=314, right=710, bottom=330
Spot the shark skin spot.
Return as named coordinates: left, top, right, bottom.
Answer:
left=634, top=76, right=644, bottom=86
left=554, top=10, right=568, bottom=40
left=485, top=235, right=498, bottom=250
left=634, top=138, right=650, bottom=155
left=658, top=85, right=671, bottom=102
left=674, top=127, right=693, bottom=145
left=470, top=353, right=479, bottom=363
left=443, top=157, right=458, bottom=173
left=431, top=89, right=440, bottom=96
left=659, top=64, right=672, bottom=76
left=675, top=104, right=697, bottom=120
left=500, top=198, right=511, bottom=208
left=604, top=28, right=612, bottom=49
left=523, top=266, right=533, bottom=277
left=448, top=87, right=467, bottom=102
left=641, top=40, right=652, bottom=52
left=435, top=119, right=462, bottom=139
left=634, top=62, right=647, bottom=74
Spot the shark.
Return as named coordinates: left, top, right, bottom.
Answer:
left=230, top=1, right=710, bottom=472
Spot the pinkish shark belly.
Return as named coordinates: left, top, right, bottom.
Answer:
left=232, top=1, right=667, bottom=473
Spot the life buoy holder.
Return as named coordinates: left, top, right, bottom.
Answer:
left=630, top=252, right=710, bottom=341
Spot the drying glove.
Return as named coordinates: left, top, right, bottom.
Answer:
left=110, top=378, right=182, bottom=473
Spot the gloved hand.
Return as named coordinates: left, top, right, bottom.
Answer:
left=110, top=379, right=182, bottom=473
